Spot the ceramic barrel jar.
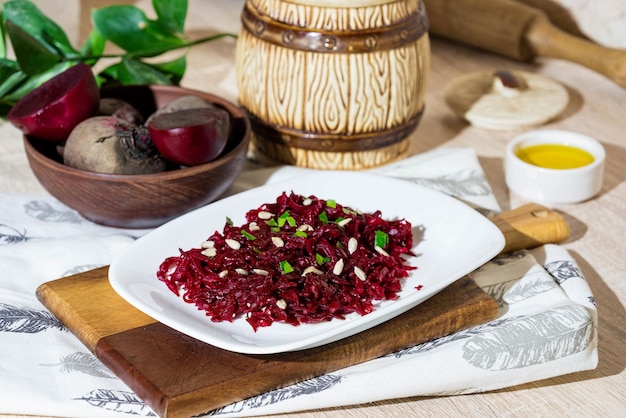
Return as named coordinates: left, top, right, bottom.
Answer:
left=235, top=0, right=430, bottom=170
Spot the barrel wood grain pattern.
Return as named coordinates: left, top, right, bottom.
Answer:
left=249, top=134, right=412, bottom=169
left=249, top=0, right=421, bottom=31
left=236, top=0, right=430, bottom=169
left=266, top=45, right=306, bottom=128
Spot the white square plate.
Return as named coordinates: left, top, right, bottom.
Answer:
left=109, top=171, right=504, bottom=354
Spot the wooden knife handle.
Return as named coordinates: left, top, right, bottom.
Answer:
left=424, top=0, right=626, bottom=88
left=490, top=203, right=570, bottom=254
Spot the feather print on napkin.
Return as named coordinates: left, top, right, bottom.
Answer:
left=0, top=224, right=30, bottom=245
left=391, top=318, right=510, bottom=358
left=411, top=168, right=492, bottom=197
left=462, top=304, right=594, bottom=370
left=41, top=352, right=115, bottom=378
left=76, top=389, right=155, bottom=416
left=544, top=260, right=583, bottom=284
left=0, top=303, right=65, bottom=333
left=208, top=374, right=343, bottom=416
left=62, top=264, right=105, bottom=277
left=481, top=271, right=559, bottom=307
left=24, top=200, right=83, bottom=223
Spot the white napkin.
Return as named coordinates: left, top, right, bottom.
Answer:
left=0, top=148, right=597, bottom=417
left=0, top=194, right=150, bottom=417
left=232, top=147, right=501, bottom=216
left=212, top=245, right=597, bottom=417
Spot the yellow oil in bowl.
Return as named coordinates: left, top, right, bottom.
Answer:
left=515, top=144, right=595, bottom=169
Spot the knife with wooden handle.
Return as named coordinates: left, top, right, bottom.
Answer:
left=490, top=202, right=570, bottom=254
left=423, top=0, right=626, bottom=88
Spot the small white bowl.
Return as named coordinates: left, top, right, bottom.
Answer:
left=504, top=129, right=605, bottom=204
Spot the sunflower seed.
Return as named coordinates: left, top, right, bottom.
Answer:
left=201, top=248, right=217, bottom=257
left=348, top=237, right=358, bottom=254
left=272, top=236, right=285, bottom=247
left=354, top=266, right=367, bottom=281
left=258, top=211, right=273, bottom=219
left=333, top=259, right=344, bottom=275
left=337, top=218, right=352, bottom=227
left=276, top=299, right=287, bottom=309
left=302, top=266, right=323, bottom=276
left=374, top=245, right=389, bottom=256
left=253, top=269, right=269, bottom=276
left=225, top=239, right=241, bottom=250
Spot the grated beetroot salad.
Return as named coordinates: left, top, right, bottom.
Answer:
left=157, top=192, right=416, bottom=331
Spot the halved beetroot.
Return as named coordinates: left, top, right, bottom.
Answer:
left=147, top=107, right=230, bottom=166
left=7, top=63, right=99, bottom=141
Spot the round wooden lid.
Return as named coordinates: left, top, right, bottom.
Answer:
left=444, top=70, right=569, bottom=130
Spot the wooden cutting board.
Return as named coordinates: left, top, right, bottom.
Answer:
left=36, top=203, right=569, bottom=418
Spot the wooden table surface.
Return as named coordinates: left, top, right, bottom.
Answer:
left=1, top=1, right=624, bottom=417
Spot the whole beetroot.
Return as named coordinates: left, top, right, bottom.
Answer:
left=145, top=95, right=214, bottom=126
left=99, top=98, right=144, bottom=125
left=63, top=116, right=168, bottom=175
left=7, top=63, right=99, bottom=141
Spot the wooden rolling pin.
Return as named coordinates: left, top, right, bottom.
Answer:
left=424, top=0, right=626, bottom=88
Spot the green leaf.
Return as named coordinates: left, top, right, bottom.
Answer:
left=1, top=61, right=73, bottom=104
left=279, top=260, right=294, bottom=274
left=375, top=230, right=389, bottom=249
left=0, top=103, right=11, bottom=119
left=153, top=0, right=187, bottom=35
left=92, top=5, right=185, bottom=56
left=241, top=230, right=256, bottom=240
left=4, top=20, right=61, bottom=75
left=0, top=10, right=6, bottom=58
left=2, top=0, right=77, bottom=58
left=79, top=30, right=106, bottom=66
left=112, top=58, right=176, bottom=85
left=0, top=69, right=27, bottom=107
left=148, top=55, right=186, bottom=85
left=315, top=253, right=330, bottom=265
left=0, top=58, right=19, bottom=85
left=97, top=64, right=120, bottom=85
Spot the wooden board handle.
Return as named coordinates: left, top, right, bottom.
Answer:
left=491, top=203, right=570, bottom=254
left=424, top=0, right=626, bottom=88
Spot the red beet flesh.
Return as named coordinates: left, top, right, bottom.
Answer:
left=147, top=107, right=230, bottom=166
left=7, top=63, right=100, bottom=141
left=157, top=192, right=416, bottom=331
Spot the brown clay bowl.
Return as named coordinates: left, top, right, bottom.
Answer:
left=23, top=85, right=251, bottom=229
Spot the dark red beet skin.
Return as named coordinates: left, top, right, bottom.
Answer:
left=7, top=63, right=100, bottom=141
left=147, top=107, right=230, bottom=166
